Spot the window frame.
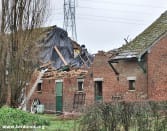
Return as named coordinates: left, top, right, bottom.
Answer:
left=77, top=79, right=84, bottom=92
left=36, top=82, right=42, bottom=92
left=129, top=80, right=136, bottom=91
left=127, top=76, right=136, bottom=91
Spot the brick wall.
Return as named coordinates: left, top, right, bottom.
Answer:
left=84, top=51, right=119, bottom=105
left=114, top=59, right=148, bottom=101
left=63, top=77, right=77, bottom=111
left=84, top=51, right=148, bottom=105
left=27, top=75, right=81, bottom=112
left=147, top=34, right=167, bottom=100
left=27, top=35, right=167, bottom=112
left=27, top=78, right=56, bottom=112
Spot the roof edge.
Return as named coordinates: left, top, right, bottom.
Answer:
left=138, top=30, right=167, bottom=61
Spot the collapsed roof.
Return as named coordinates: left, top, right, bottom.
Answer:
left=41, top=66, right=88, bottom=79
left=38, top=25, right=93, bottom=69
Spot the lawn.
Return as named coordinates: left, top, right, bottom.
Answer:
left=0, top=107, right=80, bottom=131
left=0, top=107, right=49, bottom=130
left=37, top=114, right=79, bottom=131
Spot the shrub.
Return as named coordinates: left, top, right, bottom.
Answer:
left=79, top=101, right=167, bottom=131
left=0, top=107, right=49, bottom=128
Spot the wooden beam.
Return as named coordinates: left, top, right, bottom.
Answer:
left=54, top=46, right=68, bottom=65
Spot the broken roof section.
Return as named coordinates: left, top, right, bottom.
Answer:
left=111, top=10, right=167, bottom=61
left=38, top=25, right=93, bottom=69
left=37, top=61, right=88, bottom=80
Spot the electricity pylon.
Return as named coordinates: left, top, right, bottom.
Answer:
left=63, top=0, right=77, bottom=40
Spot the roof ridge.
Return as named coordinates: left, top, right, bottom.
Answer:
left=119, top=10, right=167, bottom=54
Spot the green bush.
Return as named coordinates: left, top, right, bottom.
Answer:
left=0, top=107, right=49, bottom=128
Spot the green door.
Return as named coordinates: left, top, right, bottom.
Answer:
left=55, top=82, right=63, bottom=113
left=95, top=81, right=103, bottom=102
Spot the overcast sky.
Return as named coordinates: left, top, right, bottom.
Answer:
left=34, top=1, right=167, bottom=53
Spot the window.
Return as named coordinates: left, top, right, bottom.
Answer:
left=36, top=83, right=42, bottom=92
left=95, top=81, right=103, bottom=102
left=129, top=80, right=135, bottom=90
left=95, top=81, right=102, bottom=96
left=78, top=81, right=83, bottom=91
left=77, top=79, right=84, bottom=91
left=127, top=76, right=136, bottom=91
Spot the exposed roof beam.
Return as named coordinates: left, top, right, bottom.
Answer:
left=54, top=46, right=68, bottom=66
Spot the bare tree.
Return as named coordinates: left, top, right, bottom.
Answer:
left=0, top=0, right=48, bottom=106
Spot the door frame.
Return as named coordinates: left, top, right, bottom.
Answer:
left=94, top=78, right=103, bottom=102
left=55, top=80, right=63, bottom=113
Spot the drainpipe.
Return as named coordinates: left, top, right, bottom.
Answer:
left=137, top=61, right=146, bottom=73
left=146, top=55, right=149, bottom=99
left=137, top=56, right=146, bottom=73
left=138, top=54, right=149, bottom=99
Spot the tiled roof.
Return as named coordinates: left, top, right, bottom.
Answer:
left=113, top=10, right=167, bottom=60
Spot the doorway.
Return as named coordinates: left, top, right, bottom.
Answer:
left=55, top=81, right=63, bottom=113
left=94, top=81, right=103, bottom=102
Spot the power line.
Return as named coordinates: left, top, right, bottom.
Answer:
left=47, top=1, right=164, bottom=29
left=48, top=8, right=63, bottom=11
left=77, top=16, right=145, bottom=25
left=48, top=8, right=146, bottom=25
left=49, top=12, right=63, bottom=15
left=77, top=14, right=144, bottom=22
left=49, top=12, right=145, bottom=24
left=77, top=6, right=152, bottom=15
left=80, top=0, right=167, bottom=9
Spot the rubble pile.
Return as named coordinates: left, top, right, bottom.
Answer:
left=40, top=64, right=88, bottom=79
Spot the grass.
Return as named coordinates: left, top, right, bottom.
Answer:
left=0, top=107, right=49, bottom=131
left=37, top=114, right=79, bottom=131
left=0, top=107, right=79, bottom=131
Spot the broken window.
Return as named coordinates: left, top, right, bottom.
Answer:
left=77, top=79, right=84, bottom=91
left=94, top=81, right=103, bottom=102
left=36, top=83, right=42, bottom=92
left=129, top=80, right=135, bottom=90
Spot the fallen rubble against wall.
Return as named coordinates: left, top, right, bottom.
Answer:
left=41, top=66, right=88, bottom=79
left=38, top=62, right=88, bottom=79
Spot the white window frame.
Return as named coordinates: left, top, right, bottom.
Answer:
left=77, top=79, right=84, bottom=91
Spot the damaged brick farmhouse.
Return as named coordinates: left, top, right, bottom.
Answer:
left=21, top=11, right=167, bottom=113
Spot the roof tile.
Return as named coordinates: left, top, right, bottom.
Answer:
left=120, top=10, right=167, bottom=55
